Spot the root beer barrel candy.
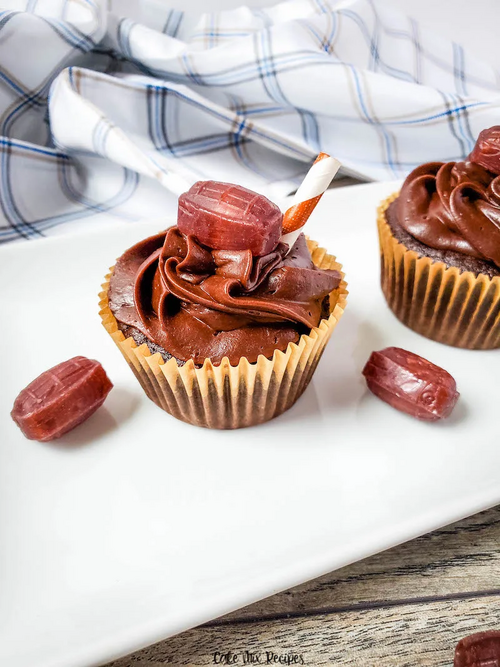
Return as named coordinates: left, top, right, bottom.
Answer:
left=455, top=631, right=500, bottom=667
left=11, top=356, right=113, bottom=442
left=362, top=347, right=459, bottom=421
left=469, top=126, right=500, bottom=174
left=178, top=180, right=283, bottom=256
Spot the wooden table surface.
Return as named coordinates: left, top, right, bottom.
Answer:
left=107, top=505, right=500, bottom=667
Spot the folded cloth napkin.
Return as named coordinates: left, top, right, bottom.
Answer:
left=1, top=0, right=499, bottom=242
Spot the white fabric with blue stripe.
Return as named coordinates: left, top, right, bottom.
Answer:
left=0, top=0, right=498, bottom=242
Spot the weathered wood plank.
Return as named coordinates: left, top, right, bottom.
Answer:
left=220, top=506, right=500, bottom=621
left=110, top=595, right=500, bottom=667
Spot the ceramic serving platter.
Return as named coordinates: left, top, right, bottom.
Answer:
left=1, top=181, right=499, bottom=667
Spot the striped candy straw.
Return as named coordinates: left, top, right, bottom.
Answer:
left=281, top=152, right=341, bottom=252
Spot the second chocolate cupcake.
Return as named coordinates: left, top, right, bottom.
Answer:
left=377, top=126, right=500, bottom=349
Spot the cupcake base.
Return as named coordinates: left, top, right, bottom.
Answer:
left=99, top=240, right=347, bottom=429
left=378, top=193, right=500, bottom=349
left=384, top=199, right=500, bottom=280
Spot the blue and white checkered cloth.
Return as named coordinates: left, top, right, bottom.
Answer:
left=1, top=0, right=499, bottom=242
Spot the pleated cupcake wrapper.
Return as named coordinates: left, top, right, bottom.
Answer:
left=99, top=239, right=348, bottom=429
left=378, top=193, right=500, bottom=349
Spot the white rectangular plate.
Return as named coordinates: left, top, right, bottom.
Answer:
left=1, top=181, right=499, bottom=667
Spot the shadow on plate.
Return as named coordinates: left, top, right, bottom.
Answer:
left=45, top=386, right=141, bottom=449
left=313, top=310, right=384, bottom=404
left=436, top=395, right=468, bottom=427
left=265, top=312, right=378, bottom=431
left=279, top=381, right=322, bottom=424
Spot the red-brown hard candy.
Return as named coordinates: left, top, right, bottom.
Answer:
left=11, top=356, right=113, bottom=442
left=362, top=347, right=459, bottom=421
left=454, top=631, right=500, bottom=667
left=469, top=126, right=500, bottom=174
left=178, top=181, right=283, bottom=256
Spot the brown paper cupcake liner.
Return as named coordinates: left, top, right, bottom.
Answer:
left=377, top=193, right=500, bottom=349
left=99, top=239, right=348, bottom=429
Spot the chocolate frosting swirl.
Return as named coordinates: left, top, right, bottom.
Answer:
left=398, top=159, right=500, bottom=268
left=108, top=227, right=341, bottom=365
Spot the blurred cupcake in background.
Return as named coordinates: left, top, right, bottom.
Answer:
left=377, top=126, right=500, bottom=349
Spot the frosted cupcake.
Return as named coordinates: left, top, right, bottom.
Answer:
left=100, top=170, right=347, bottom=428
left=377, top=126, right=500, bottom=349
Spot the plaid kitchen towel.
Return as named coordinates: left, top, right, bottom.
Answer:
left=1, top=0, right=499, bottom=242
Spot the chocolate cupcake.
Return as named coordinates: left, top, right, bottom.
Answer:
left=100, top=180, right=347, bottom=428
left=377, top=126, right=500, bottom=349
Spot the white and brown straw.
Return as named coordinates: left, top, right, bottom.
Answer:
left=281, top=152, right=341, bottom=251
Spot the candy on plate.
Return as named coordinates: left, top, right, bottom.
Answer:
left=362, top=347, right=459, bottom=422
left=11, top=356, right=113, bottom=442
